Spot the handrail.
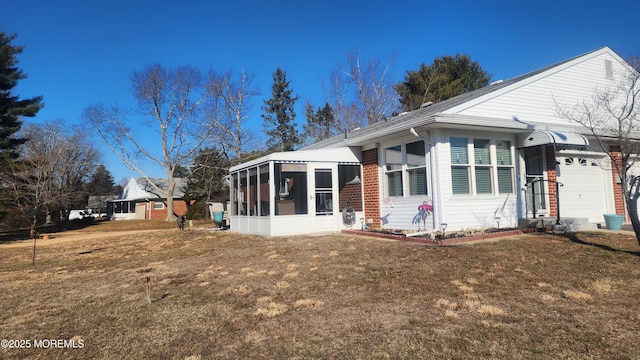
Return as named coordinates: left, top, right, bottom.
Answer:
left=525, top=178, right=564, bottom=225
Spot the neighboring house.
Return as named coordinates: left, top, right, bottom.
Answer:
left=88, top=195, right=118, bottom=218
left=229, top=47, right=633, bottom=236
left=108, top=177, right=188, bottom=220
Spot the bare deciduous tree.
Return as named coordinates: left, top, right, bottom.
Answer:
left=206, top=69, right=258, bottom=164
left=85, top=64, right=214, bottom=221
left=325, top=68, right=366, bottom=133
left=556, top=57, right=640, bottom=243
left=3, top=120, right=99, bottom=227
left=325, top=48, right=398, bottom=131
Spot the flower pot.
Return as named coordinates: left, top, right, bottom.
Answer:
left=603, top=214, right=624, bottom=230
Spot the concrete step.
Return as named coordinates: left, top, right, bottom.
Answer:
left=520, top=217, right=597, bottom=232
left=554, top=222, right=598, bottom=232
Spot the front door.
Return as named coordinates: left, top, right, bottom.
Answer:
left=308, top=163, right=338, bottom=232
left=524, top=147, right=548, bottom=217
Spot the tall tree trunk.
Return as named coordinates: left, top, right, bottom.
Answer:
left=165, top=175, right=176, bottom=221
left=626, top=176, right=640, bottom=246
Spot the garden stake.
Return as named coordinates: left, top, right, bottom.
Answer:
left=146, top=276, right=151, bottom=304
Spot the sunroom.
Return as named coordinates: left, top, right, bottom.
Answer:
left=228, top=147, right=364, bottom=236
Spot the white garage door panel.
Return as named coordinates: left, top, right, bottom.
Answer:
left=557, top=156, right=609, bottom=223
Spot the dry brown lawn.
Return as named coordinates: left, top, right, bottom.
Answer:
left=1, top=221, right=640, bottom=359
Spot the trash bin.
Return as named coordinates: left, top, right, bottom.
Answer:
left=213, top=211, right=224, bottom=227
left=603, top=214, right=624, bottom=230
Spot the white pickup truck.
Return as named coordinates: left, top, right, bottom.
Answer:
left=69, top=209, right=95, bottom=220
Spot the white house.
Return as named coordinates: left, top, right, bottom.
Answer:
left=108, top=177, right=189, bottom=220
left=229, top=47, right=633, bottom=236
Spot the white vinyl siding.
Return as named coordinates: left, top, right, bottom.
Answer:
left=443, top=52, right=624, bottom=125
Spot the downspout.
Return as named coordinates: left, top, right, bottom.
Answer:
left=375, top=142, right=382, bottom=228
left=432, top=133, right=444, bottom=230
left=516, top=148, right=526, bottom=221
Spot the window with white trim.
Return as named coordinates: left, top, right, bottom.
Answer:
left=406, top=141, right=427, bottom=195
left=496, top=140, right=514, bottom=193
left=450, top=137, right=470, bottom=194
left=450, top=137, right=514, bottom=195
left=474, top=139, right=492, bottom=194
left=385, top=145, right=403, bottom=196
left=384, top=140, right=428, bottom=197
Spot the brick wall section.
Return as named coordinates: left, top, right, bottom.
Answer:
left=339, top=183, right=363, bottom=211
left=172, top=200, right=189, bottom=217
left=147, top=199, right=188, bottom=220
left=545, top=146, right=558, bottom=217
left=362, top=148, right=381, bottom=228
left=609, top=146, right=625, bottom=215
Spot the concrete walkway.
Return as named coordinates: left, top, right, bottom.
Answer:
left=593, top=224, right=636, bottom=236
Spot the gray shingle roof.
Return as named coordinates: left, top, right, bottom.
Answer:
left=135, top=177, right=187, bottom=198
left=117, top=177, right=188, bottom=200
left=304, top=47, right=605, bottom=150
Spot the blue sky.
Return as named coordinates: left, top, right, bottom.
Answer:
left=2, top=0, right=638, bottom=182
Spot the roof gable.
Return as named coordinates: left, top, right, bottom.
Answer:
left=442, top=47, right=628, bottom=124
left=119, top=177, right=187, bottom=200
left=305, top=46, right=630, bottom=149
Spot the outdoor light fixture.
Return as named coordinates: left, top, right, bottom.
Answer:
left=441, top=223, right=448, bottom=237
left=495, top=216, right=501, bottom=229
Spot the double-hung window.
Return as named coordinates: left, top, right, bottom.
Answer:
left=450, top=137, right=470, bottom=194
left=385, top=145, right=403, bottom=196
left=450, top=137, right=514, bottom=195
left=474, top=139, right=492, bottom=194
left=384, top=140, right=428, bottom=197
left=406, top=141, right=427, bottom=195
left=496, top=140, right=514, bottom=193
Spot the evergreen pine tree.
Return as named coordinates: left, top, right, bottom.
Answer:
left=303, top=102, right=337, bottom=144
left=395, top=54, right=491, bottom=112
left=261, top=67, right=301, bottom=151
left=86, top=164, right=117, bottom=195
left=0, top=31, right=43, bottom=163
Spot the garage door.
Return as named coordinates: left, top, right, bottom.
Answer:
left=556, top=155, right=610, bottom=223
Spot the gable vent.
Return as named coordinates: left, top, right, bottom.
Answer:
left=604, top=60, right=613, bottom=79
